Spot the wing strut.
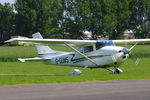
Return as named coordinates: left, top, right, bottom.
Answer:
left=65, top=43, right=98, bottom=66
left=129, top=42, right=138, bottom=51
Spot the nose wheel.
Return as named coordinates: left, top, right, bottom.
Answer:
left=112, top=68, right=123, bottom=74
left=106, top=68, right=123, bottom=74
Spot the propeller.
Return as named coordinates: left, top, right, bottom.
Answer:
left=129, top=54, right=140, bottom=66
left=128, top=42, right=140, bottom=66
left=121, top=42, right=140, bottom=66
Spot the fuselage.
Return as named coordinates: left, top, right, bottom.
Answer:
left=50, top=40, right=129, bottom=68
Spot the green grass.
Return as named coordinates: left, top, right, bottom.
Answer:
left=0, top=58, right=150, bottom=85
left=0, top=45, right=150, bottom=85
left=0, top=46, right=37, bottom=62
left=131, top=45, right=150, bottom=57
left=0, top=46, right=72, bottom=62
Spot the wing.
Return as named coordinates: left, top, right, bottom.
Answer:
left=113, top=39, right=150, bottom=44
left=5, top=38, right=96, bottom=46
left=4, top=32, right=150, bottom=46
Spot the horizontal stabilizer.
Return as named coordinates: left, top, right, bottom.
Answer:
left=18, top=57, right=50, bottom=62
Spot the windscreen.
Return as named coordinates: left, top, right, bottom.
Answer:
left=96, top=40, right=115, bottom=50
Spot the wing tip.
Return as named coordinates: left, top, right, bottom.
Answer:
left=18, top=58, right=26, bottom=62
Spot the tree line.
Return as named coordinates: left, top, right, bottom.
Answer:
left=0, top=0, right=150, bottom=45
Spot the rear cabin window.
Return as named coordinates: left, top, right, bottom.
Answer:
left=84, top=46, right=93, bottom=53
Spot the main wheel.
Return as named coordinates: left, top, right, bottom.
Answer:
left=68, top=69, right=82, bottom=75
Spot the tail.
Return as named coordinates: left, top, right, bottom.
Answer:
left=18, top=32, right=62, bottom=62
left=32, top=32, right=55, bottom=56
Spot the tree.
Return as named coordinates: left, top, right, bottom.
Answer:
left=62, top=0, right=132, bottom=39
left=129, top=0, right=150, bottom=38
left=61, top=0, right=83, bottom=39
left=1, top=0, right=149, bottom=42
left=108, top=0, right=131, bottom=39
left=0, top=3, right=14, bottom=45
left=15, top=0, right=63, bottom=38
left=62, top=0, right=107, bottom=39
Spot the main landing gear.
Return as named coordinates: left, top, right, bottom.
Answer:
left=68, top=65, right=88, bottom=75
left=69, top=69, right=82, bottom=75
left=68, top=66, right=123, bottom=75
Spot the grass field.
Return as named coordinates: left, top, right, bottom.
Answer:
left=0, top=45, right=150, bottom=85
left=0, top=46, right=72, bottom=62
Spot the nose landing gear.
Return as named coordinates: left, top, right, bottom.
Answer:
left=106, top=68, right=123, bottom=74
left=111, top=68, right=123, bottom=74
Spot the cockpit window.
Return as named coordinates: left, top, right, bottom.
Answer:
left=84, top=46, right=93, bottom=53
left=96, top=40, right=115, bottom=50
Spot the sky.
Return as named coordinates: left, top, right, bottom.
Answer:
left=0, top=0, right=15, bottom=4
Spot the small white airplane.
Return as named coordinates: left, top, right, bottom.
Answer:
left=5, top=32, right=150, bottom=75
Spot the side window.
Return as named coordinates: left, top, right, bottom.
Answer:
left=77, top=48, right=84, bottom=53
left=84, top=46, right=93, bottom=53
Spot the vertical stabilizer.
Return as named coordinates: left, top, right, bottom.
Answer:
left=32, top=32, right=54, bottom=55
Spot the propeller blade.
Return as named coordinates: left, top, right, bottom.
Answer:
left=127, top=42, right=140, bottom=66
left=135, top=58, right=140, bottom=66
left=129, top=54, right=140, bottom=66
left=129, top=42, right=138, bottom=51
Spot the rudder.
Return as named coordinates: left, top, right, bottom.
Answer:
left=32, top=32, right=54, bottom=55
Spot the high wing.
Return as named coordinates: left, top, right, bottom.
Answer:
left=5, top=38, right=96, bottom=47
left=5, top=37, right=150, bottom=46
left=113, top=39, right=150, bottom=44
left=5, top=32, right=150, bottom=46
